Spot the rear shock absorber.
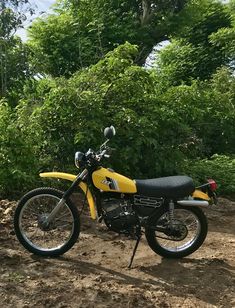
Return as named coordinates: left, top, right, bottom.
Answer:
left=169, top=200, right=175, bottom=226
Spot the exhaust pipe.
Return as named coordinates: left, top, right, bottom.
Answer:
left=177, top=200, right=209, bottom=207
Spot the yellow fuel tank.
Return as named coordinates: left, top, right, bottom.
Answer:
left=92, top=167, right=137, bottom=193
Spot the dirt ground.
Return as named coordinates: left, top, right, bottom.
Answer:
left=0, top=197, right=234, bottom=308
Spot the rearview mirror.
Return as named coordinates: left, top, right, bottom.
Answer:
left=104, top=126, right=116, bottom=139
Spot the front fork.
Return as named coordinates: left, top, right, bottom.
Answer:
left=45, top=169, right=88, bottom=225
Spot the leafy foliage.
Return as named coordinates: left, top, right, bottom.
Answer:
left=28, top=0, right=191, bottom=76
left=183, top=155, right=235, bottom=195
left=0, top=0, right=33, bottom=105
left=0, top=1, right=235, bottom=198
left=0, top=100, right=38, bottom=198
left=210, top=28, right=235, bottom=69
left=9, top=44, right=234, bottom=185
left=0, top=37, right=31, bottom=105
left=17, top=43, right=161, bottom=177
left=0, top=0, right=33, bottom=39
left=156, top=67, right=235, bottom=156
left=156, top=0, right=233, bottom=83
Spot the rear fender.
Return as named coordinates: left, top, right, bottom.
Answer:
left=39, top=172, right=96, bottom=219
left=192, top=189, right=210, bottom=201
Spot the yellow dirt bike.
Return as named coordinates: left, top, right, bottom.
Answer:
left=14, top=126, right=217, bottom=267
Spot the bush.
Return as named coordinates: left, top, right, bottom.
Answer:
left=182, top=155, right=235, bottom=196
left=1, top=44, right=235, bottom=198
left=16, top=43, right=195, bottom=180
left=0, top=100, right=39, bottom=198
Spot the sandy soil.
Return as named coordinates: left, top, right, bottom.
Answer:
left=0, top=197, right=234, bottom=308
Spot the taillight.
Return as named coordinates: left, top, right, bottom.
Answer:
left=207, top=179, right=217, bottom=191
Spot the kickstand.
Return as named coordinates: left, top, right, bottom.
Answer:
left=128, top=234, right=142, bottom=269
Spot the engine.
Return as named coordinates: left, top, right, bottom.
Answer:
left=101, top=197, right=138, bottom=234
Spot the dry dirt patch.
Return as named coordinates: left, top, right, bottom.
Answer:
left=0, top=198, right=234, bottom=307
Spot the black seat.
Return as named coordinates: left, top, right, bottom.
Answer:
left=135, top=176, right=195, bottom=199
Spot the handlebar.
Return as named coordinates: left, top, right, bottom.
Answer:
left=84, top=146, right=111, bottom=164
left=75, top=137, right=114, bottom=169
left=94, top=147, right=111, bottom=162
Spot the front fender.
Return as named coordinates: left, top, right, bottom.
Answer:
left=39, top=172, right=96, bottom=219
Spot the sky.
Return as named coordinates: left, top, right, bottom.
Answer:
left=16, top=0, right=56, bottom=41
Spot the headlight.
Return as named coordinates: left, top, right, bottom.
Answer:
left=75, top=151, right=85, bottom=168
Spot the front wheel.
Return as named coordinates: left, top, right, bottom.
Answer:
left=14, top=188, right=80, bottom=256
left=145, top=205, right=208, bottom=258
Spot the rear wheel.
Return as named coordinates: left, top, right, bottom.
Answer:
left=14, top=188, right=80, bottom=256
left=145, top=205, right=208, bottom=258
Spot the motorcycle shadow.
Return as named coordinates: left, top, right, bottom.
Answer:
left=30, top=254, right=234, bottom=307
left=140, top=257, right=235, bottom=306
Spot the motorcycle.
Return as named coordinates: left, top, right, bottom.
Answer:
left=14, top=126, right=217, bottom=268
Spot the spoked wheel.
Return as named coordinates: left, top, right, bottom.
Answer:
left=14, top=188, right=80, bottom=256
left=145, top=205, right=208, bottom=258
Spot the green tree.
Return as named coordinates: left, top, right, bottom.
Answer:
left=0, top=0, right=33, bottom=39
left=209, top=0, right=235, bottom=68
left=0, top=0, right=33, bottom=105
left=155, top=0, right=232, bottom=84
left=28, top=0, right=191, bottom=76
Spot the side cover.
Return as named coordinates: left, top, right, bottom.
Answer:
left=92, top=167, right=137, bottom=193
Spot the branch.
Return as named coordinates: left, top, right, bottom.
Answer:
left=140, top=0, right=153, bottom=26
